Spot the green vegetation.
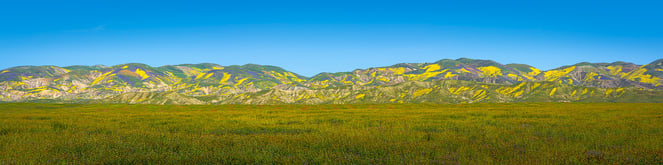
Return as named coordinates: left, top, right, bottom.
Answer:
left=0, top=103, right=661, bottom=164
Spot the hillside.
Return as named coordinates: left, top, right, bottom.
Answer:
left=1, top=58, right=662, bottom=104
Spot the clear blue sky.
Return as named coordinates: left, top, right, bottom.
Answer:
left=1, top=0, right=661, bottom=76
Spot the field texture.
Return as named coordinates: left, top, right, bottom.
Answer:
left=0, top=103, right=662, bottom=164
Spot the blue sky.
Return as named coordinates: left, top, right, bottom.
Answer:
left=1, top=0, right=661, bottom=76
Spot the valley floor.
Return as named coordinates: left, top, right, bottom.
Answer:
left=0, top=103, right=661, bottom=164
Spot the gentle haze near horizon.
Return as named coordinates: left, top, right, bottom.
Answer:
left=1, top=0, right=661, bottom=76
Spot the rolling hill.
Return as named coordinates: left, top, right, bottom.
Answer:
left=1, top=58, right=662, bottom=104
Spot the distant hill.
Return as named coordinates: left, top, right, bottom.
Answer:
left=1, top=58, right=662, bottom=104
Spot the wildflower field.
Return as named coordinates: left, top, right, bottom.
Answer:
left=0, top=103, right=661, bottom=164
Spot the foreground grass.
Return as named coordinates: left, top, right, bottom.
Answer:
left=0, top=103, right=661, bottom=164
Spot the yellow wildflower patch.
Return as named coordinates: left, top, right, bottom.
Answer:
left=390, top=67, right=406, bottom=74
left=517, top=67, right=541, bottom=80
left=507, top=73, right=522, bottom=81
left=449, top=86, right=472, bottom=95
left=423, top=64, right=441, bottom=72
left=549, top=88, right=557, bottom=96
left=497, top=82, right=526, bottom=96
left=235, top=78, right=248, bottom=86
left=478, top=66, right=503, bottom=77
left=67, top=86, right=77, bottom=93
left=529, top=67, right=541, bottom=75
left=378, top=76, right=390, bottom=82
left=194, top=72, right=206, bottom=80
left=459, top=68, right=471, bottom=73
left=134, top=68, right=150, bottom=80
left=444, top=72, right=457, bottom=79
left=623, top=68, right=660, bottom=84
left=413, top=88, right=433, bottom=97
left=218, top=73, right=231, bottom=84
left=544, top=66, right=575, bottom=81
left=203, top=73, right=214, bottom=79
left=605, top=89, right=614, bottom=97
left=472, top=90, right=486, bottom=99
left=91, top=72, right=113, bottom=85
left=606, top=65, right=626, bottom=77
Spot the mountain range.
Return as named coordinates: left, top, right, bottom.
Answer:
left=1, top=58, right=662, bottom=104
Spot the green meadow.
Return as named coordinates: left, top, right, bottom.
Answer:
left=0, top=103, right=661, bottom=164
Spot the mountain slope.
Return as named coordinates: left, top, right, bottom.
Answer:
left=1, top=58, right=662, bottom=104
left=101, top=92, right=204, bottom=104
left=203, top=80, right=663, bottom=104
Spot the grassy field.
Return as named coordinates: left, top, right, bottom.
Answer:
left=0, top=103, right=662, bottom=164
